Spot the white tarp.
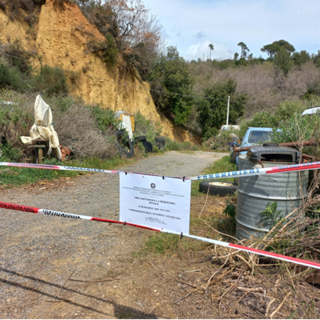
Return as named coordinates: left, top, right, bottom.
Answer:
left=21, top=95, right=61, bottom=160
left=121, top=114, right=133, bottom=140
left=115, top=111, right=133, bottom=140
left=119, top=172, right=191, bottom=234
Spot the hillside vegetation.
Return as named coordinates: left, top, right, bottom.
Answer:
left=1, top=0, right=320, bottom=142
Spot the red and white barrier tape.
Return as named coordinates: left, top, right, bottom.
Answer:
left=0, top=162, right=183, bottom=180
left=0, top=162, right=118, bottom=174
left=1, top=161, right=320, bottom=181
left=1, top=201, right=320, bottom=270
left=0, top=202, right=160, bottom=232
left=191, top=161, right=320, bottom=180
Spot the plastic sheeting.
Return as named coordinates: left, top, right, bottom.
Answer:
left=21, top=95, right=61, bottom=160
left=121, top=114, right=133, bottom=140
left=115, top=111, right=134, bottom=140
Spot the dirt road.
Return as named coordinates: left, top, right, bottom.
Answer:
left=0, top=151, right=226, bottom=319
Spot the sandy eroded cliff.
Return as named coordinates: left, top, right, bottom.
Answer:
left=0, top=0, right=195, bottom=142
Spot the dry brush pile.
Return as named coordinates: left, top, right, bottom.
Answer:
left=192, top=173, right=320, bottom=318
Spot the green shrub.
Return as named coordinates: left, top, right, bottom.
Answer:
left=239, top=100, right=311, bottom=138
left=165, top=138, right=181, bottom=151
left=90, top=105, right=119, bottom=131
left=164, top=137, right=198, bottom=151
left=2, top=40, right=35, bottom=74
left=48, top=95, right=75, bottom=112
left=32, top=66, right=68, bottom=96
left=149, top=46, right=194, bottom=125
left=133, top=111, right=162, bottom=142
left=197, top=79, right=246, bottom=140
left=87, top=35, right=118, bottom=66
left=0, top=142, right=23, bottom=161
left=0, top=64, right=23, bottom=90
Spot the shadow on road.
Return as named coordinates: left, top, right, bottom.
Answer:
left=0, top=267, right=159, bottom=319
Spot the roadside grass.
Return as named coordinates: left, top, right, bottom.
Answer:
left=138, top=199, right=236, bottom=257
left=191, top=155, right=236, bottom=196
left=0, top=156, right=136, bottom=188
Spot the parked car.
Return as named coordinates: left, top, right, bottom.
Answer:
left=301, top=106, right=320, bottom=117
left=233, top=127, right=274, bottom=168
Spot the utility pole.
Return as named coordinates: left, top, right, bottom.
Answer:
left=226, top=96, right=230, bottom=126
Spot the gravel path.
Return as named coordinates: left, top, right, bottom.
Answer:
left=0, top=151, right=226, bottom=319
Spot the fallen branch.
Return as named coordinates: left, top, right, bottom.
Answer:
left=173, top=287, right=201, bottom=304
left=235, top=254, right=252, bottom=270
left=176, top=279, right=197, bottom=289
left=45, top=270, right=76, bottom=302
left=237, top=287, right=264, bottom=293
left=270, top=292, right=291, bottom=319
left=218, top=270, right=244, bottom=312
left=265, top=298, right=276, bottom=318
left=58, top=270, right=76, bottom=298
left=69, top=277, right=120, bottom=283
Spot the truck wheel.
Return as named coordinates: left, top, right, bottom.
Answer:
left=134, top=136, right=147, bottom=144
left=199, top=180, right=237, bottom=196
left=230, top=150, right=238, bottom=163
left=142, top=141, right=153, bottom=153
left=115, top=131, right=134, bottom=158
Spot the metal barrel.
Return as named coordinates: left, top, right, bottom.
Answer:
left=236, top=155, right=308, bottom=240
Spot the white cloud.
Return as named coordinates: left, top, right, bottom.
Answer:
left=143, top=0, right=320, bottom=59
left=186, top=41, right=233, bottom=61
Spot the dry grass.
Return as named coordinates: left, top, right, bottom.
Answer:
left=54, top=103, right=118, bottom=159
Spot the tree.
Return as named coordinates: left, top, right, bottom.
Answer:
left=292, top=50, right=310, bottom=67
left=208, top=43, right=214, bottom=60
left=197, top=79, right=246, bottom=139
left=261, top=40, right=295, bottom=58
left=313, top=50, right=320, bottom=67
left=149, top=46, right=194, bottom=125
left=233, top=52, right=239, bottom=61
left=237, top=42, right=250, bottom=59
left=273, top=46, right=293, bottom=76
left=75, top=0, right=162, bottom=79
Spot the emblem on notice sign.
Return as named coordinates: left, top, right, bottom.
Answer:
left=150, top=183, right=156, bottom=189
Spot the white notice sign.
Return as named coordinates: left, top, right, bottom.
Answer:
left=119, top=172, right=191, bottom=234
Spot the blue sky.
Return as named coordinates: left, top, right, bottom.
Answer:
left=143, top=0, right=320, bottom=61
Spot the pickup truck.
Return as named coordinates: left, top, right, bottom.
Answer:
left=233, top=127, right=273, bottom=168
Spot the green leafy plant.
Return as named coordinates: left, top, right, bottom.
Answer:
left=0, top=142, right=23, bottom=162
left=0, top=64, right=23, bottom=91
left=223, top=200, right=236, bottom=232
left=32, top=66, right=69, bottom=96
left=90, top=105, right=119, bottom=131
left=239, top=99, right=316, bottom=138
left=133, top=111, right=162, bottom=142
left=223, top=200, right=236, bottom=218
left=259, top=202, right=283, bottom=228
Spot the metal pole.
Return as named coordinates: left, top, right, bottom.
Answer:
left=226, top=96, right=230, bottom=126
